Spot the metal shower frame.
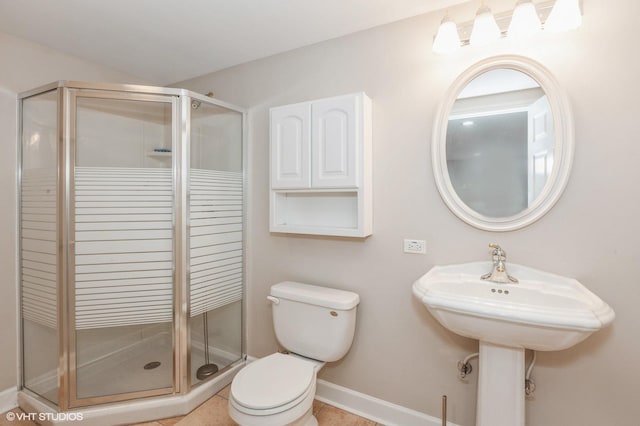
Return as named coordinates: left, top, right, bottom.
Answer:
left=17, top=81, right=247, bottom=411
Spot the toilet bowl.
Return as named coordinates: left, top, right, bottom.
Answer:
left=228, top=353, right=324, bottom=426
left=227, top=281, right=359, bottom=426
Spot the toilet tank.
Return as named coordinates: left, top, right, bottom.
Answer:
left=269, top=281, right=359, bottom=362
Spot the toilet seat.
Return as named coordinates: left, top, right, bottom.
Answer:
left=231, top=353, right=317, bottom=416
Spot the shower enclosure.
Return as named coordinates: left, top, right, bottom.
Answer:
left=18, top=81, right=245, bottom=415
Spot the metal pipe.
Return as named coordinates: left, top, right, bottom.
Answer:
left=196, top=311, right=219, bottom=380
left=457, top=352, right=479, bottom=379
left=525, top=350, right=537, bottom=396
left=463, top=352, right=479, bottom=365
left=526, top=350, right=537, bottom=380
left=442, top=395, right=447, bottom=426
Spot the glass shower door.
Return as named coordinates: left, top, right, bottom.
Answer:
left=20, top=89, right=60, bottom=404
left=70, top=92, right=177, bottom=405
left=188, top=100, right=243, bottom=385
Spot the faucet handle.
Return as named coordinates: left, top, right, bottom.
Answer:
left=488, top=243, right=505, bottom=256
left=483, top=244, right=518, bottom=283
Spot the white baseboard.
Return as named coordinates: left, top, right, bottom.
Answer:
left=0, top=386, right=18, bottom=413
left=315, top=379, right=459, bottom=426
left=14, top=354, right=455, bottom=426
left=246, top=355, right=457, bottom=426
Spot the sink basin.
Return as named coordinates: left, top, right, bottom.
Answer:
left=412, top=261, right=615, bottom=351
left=413, top=260, right=614, bottom=426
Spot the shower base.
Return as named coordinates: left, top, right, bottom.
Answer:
left=20, top=332, right=244, bottom=425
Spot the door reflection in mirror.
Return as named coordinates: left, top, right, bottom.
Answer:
left=445, top=69, right=554, bottom=218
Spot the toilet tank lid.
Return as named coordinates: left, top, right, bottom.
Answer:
left=271, top=281, right=359, bottom=310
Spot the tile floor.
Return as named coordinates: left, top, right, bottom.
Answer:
left=0, top=385, right=382, bottom=426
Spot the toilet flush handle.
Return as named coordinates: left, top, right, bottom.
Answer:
left=267, top=296, right=280, bottom=305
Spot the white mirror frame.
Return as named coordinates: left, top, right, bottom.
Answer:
left=432, top=55, right=574, bottom=231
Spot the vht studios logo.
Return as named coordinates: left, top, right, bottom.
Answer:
left=5, top=411, right=84, bottom=422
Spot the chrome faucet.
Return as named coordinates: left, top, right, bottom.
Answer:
left=481, top=243, right=518, bottom=284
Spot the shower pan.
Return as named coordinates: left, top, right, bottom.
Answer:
left=18, top=81, right=245, bottom=423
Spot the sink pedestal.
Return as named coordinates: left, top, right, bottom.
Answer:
left=476, top=341, right=525, bottom=426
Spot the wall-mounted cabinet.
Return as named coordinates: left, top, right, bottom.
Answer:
left=269, top=92, right=372, bottom=237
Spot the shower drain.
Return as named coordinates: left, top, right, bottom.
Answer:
left=143, top=361, right=161, bottom=370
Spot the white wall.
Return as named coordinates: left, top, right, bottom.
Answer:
left=0, top=31, right=148, bottom=394
left=177, top=0, right=640, bottom=424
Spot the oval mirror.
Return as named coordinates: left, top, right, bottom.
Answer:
left=432, top=55, right=574, bottom=231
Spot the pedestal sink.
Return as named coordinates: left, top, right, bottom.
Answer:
left=412, top=261, right=614, bottom=426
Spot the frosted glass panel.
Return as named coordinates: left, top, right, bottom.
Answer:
left=189, top=102, right=243, bottom=384
left=74, top=96, right=174, bottom=399
left=21, top=90, right=59, bottom=404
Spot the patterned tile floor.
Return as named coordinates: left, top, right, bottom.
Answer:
left=0, top=385, right=382, bottom=426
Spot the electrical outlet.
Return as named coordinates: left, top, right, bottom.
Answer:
left=404, top=239, right=426, bottom=254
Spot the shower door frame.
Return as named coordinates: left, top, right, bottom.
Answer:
left=181, top=94, right=247, bottom=392
left=18, top=81, right=247, bottom=412
left=17, top=85, right=63, bottom=408
left=66, top=87, right=181, bottom=408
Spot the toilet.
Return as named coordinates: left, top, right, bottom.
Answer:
left=228, top=281, right=360, bottom=426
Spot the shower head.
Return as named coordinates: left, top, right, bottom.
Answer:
left=191, top=100, right=201, bottom=109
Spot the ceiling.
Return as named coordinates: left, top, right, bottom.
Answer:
left=0, top=0, right=468, bottom=85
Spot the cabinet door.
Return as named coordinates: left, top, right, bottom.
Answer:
left=311, top=95, right=358, bottom=188
left=270, top=103, right=311, bottom=189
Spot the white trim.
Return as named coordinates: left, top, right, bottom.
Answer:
left=0, top=387, right=18, bottom=413
left=315, top=379, right=460, bottom=426
left=244, top=356, right=457, bottom=426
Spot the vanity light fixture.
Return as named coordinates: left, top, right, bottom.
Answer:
left=433, top=15, right=461, bottom=54
left=545, top=0, right=582, bottom=32
left=508, top=0, right=542, bottom=38
left=432, top=0, right=582, bottom=54
left=470, top=4, right=501, bottom=46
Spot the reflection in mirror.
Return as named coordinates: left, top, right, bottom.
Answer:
left=432, top=56, right=574, bottom=231
left=446, top=69, right=554, bottom=218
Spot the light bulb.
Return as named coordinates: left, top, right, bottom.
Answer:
left=433, top=16, right=461, bottom=54
left=545, top=0, right=582, bottom=32
left=470, top=5, right=501, bottom=46
left=508, top=0, right=542, bottom=38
